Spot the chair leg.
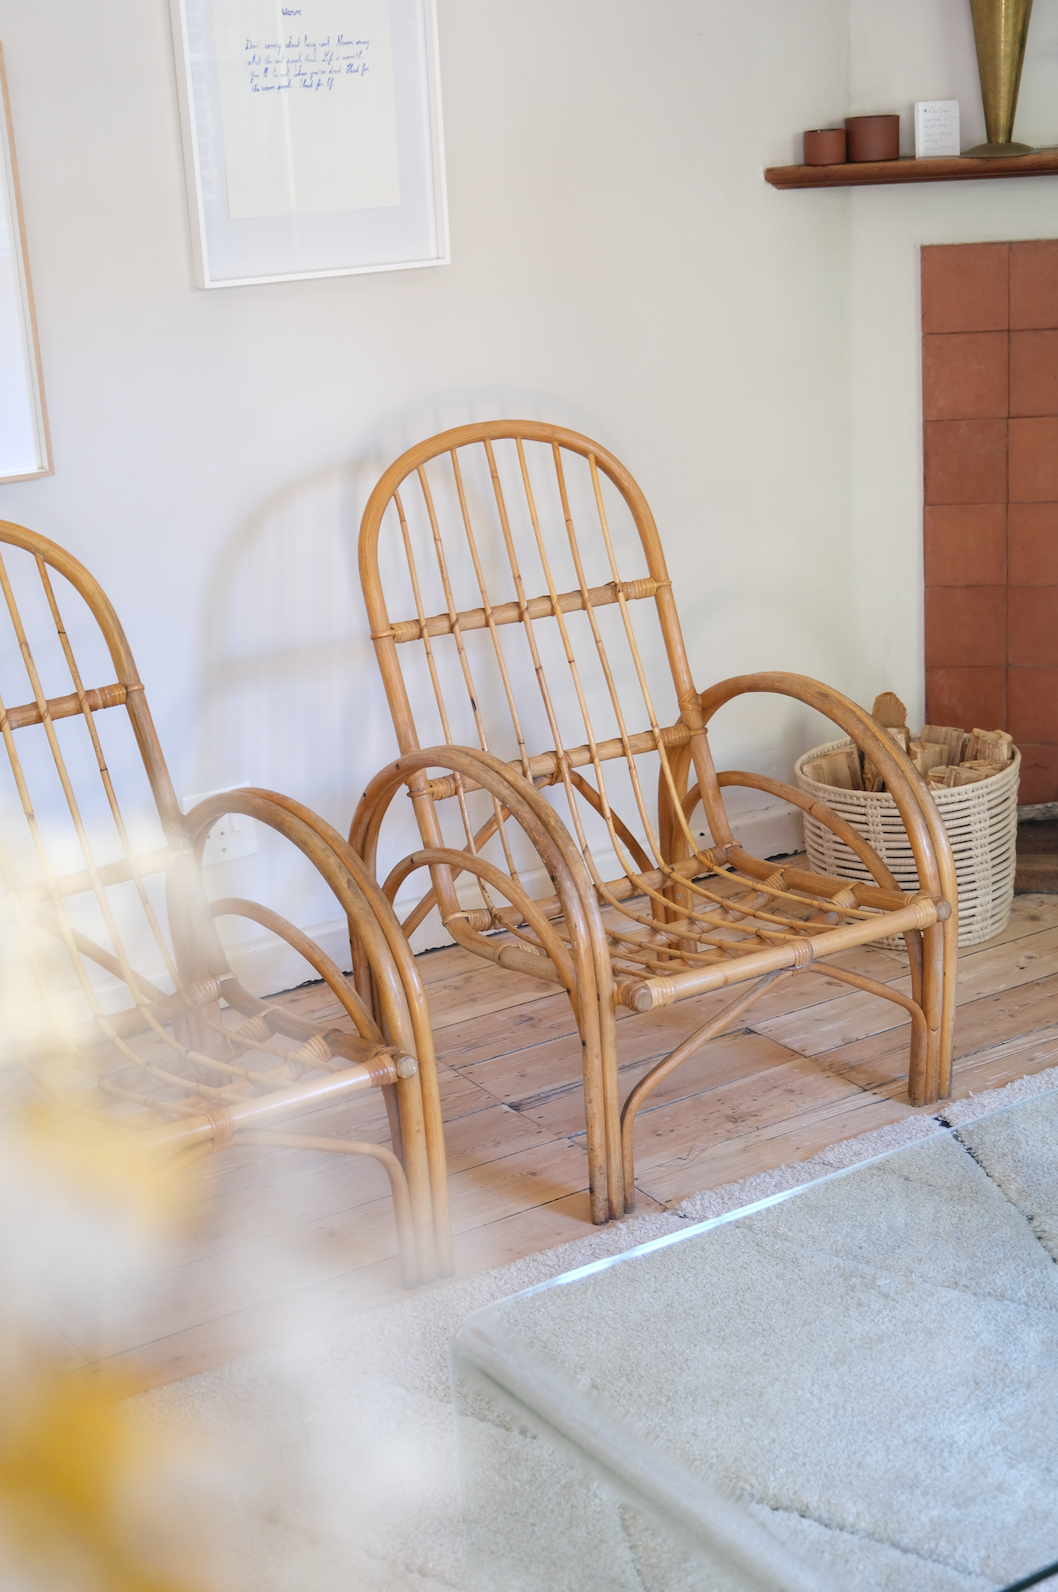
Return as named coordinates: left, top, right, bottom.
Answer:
left=418, top=1063, right=453, bottom=1274
left=937, top=917, right=958, bottom=1100
left=574, top=880, right=626, bottom=1222
left=381, top=1081, right=403, bottom=1162
left=564, top=905, right=625, bottom=1224
left=799, top=949, right=937, bottom=1111
left=575, top=987, right=616, bottom=1225
left=915, top=920, right=949, bottom=1105
left=395, top=1069, right=437, bottom=1280
left=905, top=998, right=932, bottom=1109
left=599, top=995, right=624, bottom=1220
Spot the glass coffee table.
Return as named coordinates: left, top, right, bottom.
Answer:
left=453, top=1088, right=1058, bottom=1592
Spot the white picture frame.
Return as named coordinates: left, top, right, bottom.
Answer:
left=0, top=45, right=52, bottom=485
left=169, top=0, right=449, bottom=289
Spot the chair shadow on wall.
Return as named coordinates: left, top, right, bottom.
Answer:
left=193, top=458, right=395, bottom=978
left=193, top=399, right=605, bottom=971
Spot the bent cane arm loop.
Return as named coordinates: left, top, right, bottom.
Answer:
left=183, top=787, right=446, bottom=1278
left=698, top=674, right=955, bottom=903
left=357, top=748, right=601, bottom=957
left=699, top=674, right=957, bottom=1101
left=385, top=847, right=576, bottom=993
left=357, top=745, right=625, bottom=1222
left=208, top=896, right=381, bottom=1040
left=185, top=791, right=416, bottom=1054
left=716, top=773, right=901, bottom=892
left=384, top=805, right=508, bottom=940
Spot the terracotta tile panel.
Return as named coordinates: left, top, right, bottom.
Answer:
left=1009, top=668, right=1058, bottom=744
left=924, top=586, right=1006, bottom=667
left=1008, top=587, right=1058, bottom=666
left=925, top=666, right=1006, bottom=729
left=922, top=242, right=1058, bottom=778
left=1010, top=330, right=1058, bottom=417
left=1009, top=417, right=1058, bottom=502
left=1009, top=503, right=1058, bottom=584
left=1014, top=742, right=1058, bottom=805
left=924, top=504, right=1006, bottom=586
left=921, top=243, right=1009, bottom=334
left=924, top=419, right=1007, bottom=504
left=1010, top=240, right=1058, bottom=331
left=922, top=332, right=1008, bottom=420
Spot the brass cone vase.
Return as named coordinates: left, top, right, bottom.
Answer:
left=965, top=0, right=1036, bottom=156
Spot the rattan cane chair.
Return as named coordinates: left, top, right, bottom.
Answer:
left=0, top=521, right=448, bottom=1287
left=351, top=421, right=958, bottom=1225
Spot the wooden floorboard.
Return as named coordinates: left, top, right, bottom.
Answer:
left=69, top=892, right=1058, bottom=1391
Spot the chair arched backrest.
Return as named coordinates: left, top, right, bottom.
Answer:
left=0, top=521, right=235, bottom=1061
left=357, top=421, right=728, bottom=943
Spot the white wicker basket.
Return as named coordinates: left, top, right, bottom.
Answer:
left=794, top=737, right=1020, bottom=948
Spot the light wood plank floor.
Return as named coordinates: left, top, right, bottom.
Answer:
left=61, top=891, right=1058, bottom=1391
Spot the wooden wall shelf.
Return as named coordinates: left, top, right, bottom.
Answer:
left=765, top=149, right=1058, bottom=190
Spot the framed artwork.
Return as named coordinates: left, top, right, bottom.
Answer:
left=0, top=45, right=52, bottom=485
left=169, top=0, right=449, bottom=288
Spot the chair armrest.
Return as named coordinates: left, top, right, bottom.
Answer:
left=697, top=672, right=957, bottom=911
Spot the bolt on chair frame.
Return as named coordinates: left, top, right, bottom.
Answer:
left=350, top=422, right=957, bottom=1225
left=0, top=521, right=449, bottom=1287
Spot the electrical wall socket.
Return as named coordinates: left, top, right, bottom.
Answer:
left=179, top=787, right=258, bottom=867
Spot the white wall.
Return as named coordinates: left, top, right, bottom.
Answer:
left=4, top=0, right=1048, bottom=979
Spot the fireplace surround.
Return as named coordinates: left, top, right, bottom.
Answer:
left=923, top=239, right=1058, bottom=807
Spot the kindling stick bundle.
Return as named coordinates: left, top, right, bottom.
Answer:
left=803, top=694, right=1014, bottom=797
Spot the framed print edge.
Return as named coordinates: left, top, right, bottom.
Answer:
left=197, top=254, right=444, bottom=289
left=0, top=44, right=53, bottom=484
left=168, top=0, right=212, bottom=289
left=169, top=0, right=450, bottom=289
left=423, top=0, right=450, bottom=268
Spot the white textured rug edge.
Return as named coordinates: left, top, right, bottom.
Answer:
left=135, top=1061, right=1058, bottom=1592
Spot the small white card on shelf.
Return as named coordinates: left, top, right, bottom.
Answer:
left=915, top=100, right=960, bottom=158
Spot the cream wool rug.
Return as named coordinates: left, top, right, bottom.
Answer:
left=136, top=1068, right=1058, bottom=1592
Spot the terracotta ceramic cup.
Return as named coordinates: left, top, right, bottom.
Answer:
left=845, top=114, right=899, bottom=162
left=803, top=128, right=847, bottom=165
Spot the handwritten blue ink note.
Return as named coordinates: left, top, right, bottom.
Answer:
left=213, top=0, right=400, bottom=217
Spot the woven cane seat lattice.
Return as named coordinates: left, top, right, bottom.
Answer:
left=351, top=422, right=958, bottom=1223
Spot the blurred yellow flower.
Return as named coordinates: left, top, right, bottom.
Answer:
left=0, top=1103, right=214, bottom=1590
left=0, top=1365, right=205, bottom=1592
left=20, top=1098, right=191, bottom=1238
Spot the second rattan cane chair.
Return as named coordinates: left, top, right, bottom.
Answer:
left=350, top=421, right=957, bottom=1224
left=0, top=521, right=449, bottom=1287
